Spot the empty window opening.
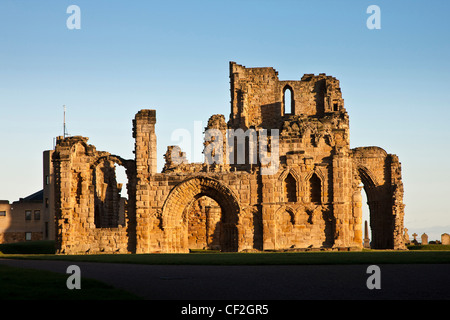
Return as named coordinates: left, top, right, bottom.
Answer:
left=309, top=173, right=321, bottom=203
left=115, top=165, right=128, bottom=200
left=360, top=183, right=371, bottom=246
left=93, top=160, right=127, bottom=228
left=283, top=86, right=293, bottom=115
left=284, top=173, right=297, bottom=202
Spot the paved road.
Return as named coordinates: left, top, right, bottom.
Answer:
left=0, top=259, right=449, bottom=300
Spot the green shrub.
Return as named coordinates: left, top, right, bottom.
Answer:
left=0, top=240, right=55, bottom=254
left=407, top=244, right=450, bottom=251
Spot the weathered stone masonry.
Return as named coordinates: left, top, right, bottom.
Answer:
left=53, top=62, right=406, bottom=254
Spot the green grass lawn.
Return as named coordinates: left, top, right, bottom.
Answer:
left=1, top=241, right=450, bottom=265
left=1, top=240, right=450, bottom=265
left=6, top=250, right=450, bottom=265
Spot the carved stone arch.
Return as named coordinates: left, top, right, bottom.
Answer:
left=161, top=176, right=241, bottom=252
left=304, top=166, right=326, bottom=203
left=274, top=205, right=296, bottom=225
left=304, top=166, right=326, bottom=182
left=273, top=205, right=297, bottom=249
left=354, top=163, right=379, bottom=201
left=278, top=167, right=300, bottom=182
left=278, top=168, right=300, bottom=203
left=90, top=155, right=136, bottom=198
left=162, top=176, right=241, bottom=223
left=351, top=152, right=404, bottom=249
left=354, top=163, right=378, bottom=185
left=90, top=154, right=134, bottom=172
left=69, top=139, right=90, bottom=155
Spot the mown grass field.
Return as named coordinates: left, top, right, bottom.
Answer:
left=1, top=240, right=450, bottom=265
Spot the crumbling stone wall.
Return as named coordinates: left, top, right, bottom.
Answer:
left=53, top=61, right=406, bottom=254
left=53, top=137, right=135, bottom=254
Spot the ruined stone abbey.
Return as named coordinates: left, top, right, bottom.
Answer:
left=52, top=62, right=406, bottom=254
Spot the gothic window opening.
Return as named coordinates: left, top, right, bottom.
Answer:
left=283, top=86, right=294, bottom=115
left=284, top=173, right=297, bottom=202
left=309, top=173, right=321, bottom=203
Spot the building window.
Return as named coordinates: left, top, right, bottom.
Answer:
left=25, top=210, right=32, bottom=220
left=25, top=232, right=32, bottom=241
left=0, top=211, right=6, bottom=217
left=34, top=210, right=40, bottom=220
left=309, top=173, right=322, bottom=203
left=46, top=175, right=50, bottom=185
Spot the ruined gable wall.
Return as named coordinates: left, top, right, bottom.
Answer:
left=229, top=62, right=280, bottom=129
left=53, top=136, right=131, bottom=254
left=229, top=62, right=346, bottom=129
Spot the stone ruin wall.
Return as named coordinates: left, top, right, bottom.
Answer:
left=52, top=62, right=406, bottom=254
left=53, top=137, right=136, bottom=254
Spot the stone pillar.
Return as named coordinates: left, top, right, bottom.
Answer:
left=390, top=154, right=406, bottom=250
left=52, top=136, right=90, bottom=254
left=352, top=186, right=363, bottom=247
left=260, top=173, right=276, bottom=250
left=133, top=109, right=157, bottom=178
left=53, top=139, right=73, bottom=254
left=133, top=109, right=157, bottom=253
left=332, top=151, right=354, bottom=249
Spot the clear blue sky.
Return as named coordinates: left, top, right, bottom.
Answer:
left=1, top=0, right=449, bottom=240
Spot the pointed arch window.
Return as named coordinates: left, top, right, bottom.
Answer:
left=284, top=173, right=297, bottom=202
left=309, top=173, right=322, bottom=203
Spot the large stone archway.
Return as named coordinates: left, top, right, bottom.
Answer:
left=352, top=147, right=406, bottom=249
left=161, top=176, right=241, bottom=252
